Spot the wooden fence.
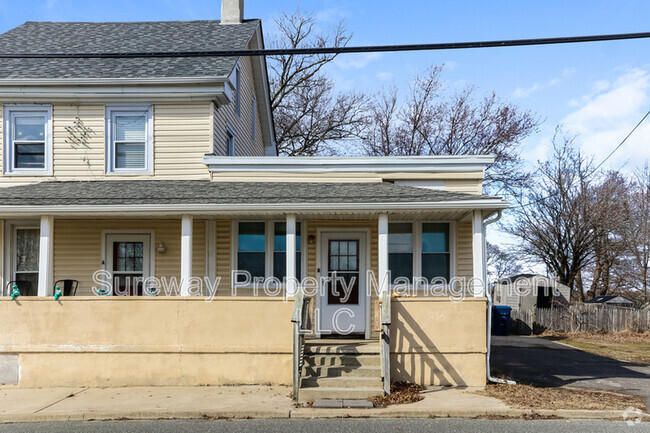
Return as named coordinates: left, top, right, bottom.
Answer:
left=510, top=306, right=650, bottom=334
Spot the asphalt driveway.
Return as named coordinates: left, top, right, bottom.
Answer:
left=490, top=335, right=650, bottom=402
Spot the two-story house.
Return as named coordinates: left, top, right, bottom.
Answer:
left=0, top=1, right=508, bottom=401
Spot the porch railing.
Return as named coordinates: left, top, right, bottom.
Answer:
left=379, top=289, right=391, bottom=395
left=291, top=287, right=313, bottom=401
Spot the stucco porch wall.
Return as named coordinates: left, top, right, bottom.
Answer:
left=0, top=297, right=293, bottom=388
left=390, top=297, right=487, bottom=387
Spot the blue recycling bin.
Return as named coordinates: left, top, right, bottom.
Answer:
left=491, top=305, right=512, bottom=336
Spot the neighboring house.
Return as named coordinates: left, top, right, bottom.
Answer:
left=0, top=1, right=508, bottom=400
left=493, top=274, right=571, bottom=311
left=585, top=295, right=636, bottom=308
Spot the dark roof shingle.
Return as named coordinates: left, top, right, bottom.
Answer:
left=0, top=180, right=502, bottom=206
left=0, top=20, right=259, bottom=79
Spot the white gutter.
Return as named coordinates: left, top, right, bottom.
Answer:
left=483, top=210, right=516, bottom=385
left=0, top=76, right=228, bottom=86
left=203, top=155, right=495, bottom=173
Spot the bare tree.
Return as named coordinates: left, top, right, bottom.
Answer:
left=625, top=162, right=650, bottom=302
left=487, top=242, right=523, bottom=279
left=507, top=132, right=596, bottom=300
left=363, top=66, right=540, bottom=193
left=268, top=9, right=369, bottom=156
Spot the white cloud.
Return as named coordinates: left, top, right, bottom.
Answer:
left=376, top=71, right=394, bottom=81
left=512, top=67, right=577, bottom=99
left=333, top=52, right=383, bottom=70
left=561, top=68, right=650, bottom=171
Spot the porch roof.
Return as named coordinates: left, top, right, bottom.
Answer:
left=0, top=180, right=508, bottom=216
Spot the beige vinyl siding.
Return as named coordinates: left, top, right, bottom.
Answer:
left=212, top=56, right=265, bottom=157
left=445, top=179, right=483, bottom=194
left=215, top=219, right=232, bottom=294
left=53, top=219, right=206, bottom=296
left=456, top=221, right=473, bottom=280
left=0, top=102, right=212, bottom=186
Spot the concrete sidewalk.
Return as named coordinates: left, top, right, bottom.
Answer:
left=0, top=385, right=646, bottom=423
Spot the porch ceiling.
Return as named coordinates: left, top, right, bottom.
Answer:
left=0, top=180, right=508, bottom=217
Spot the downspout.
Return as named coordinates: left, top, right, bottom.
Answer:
left=483, top=210, right=516, bottom=385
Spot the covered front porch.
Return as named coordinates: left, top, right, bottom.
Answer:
left=0, top=180, right=506, bottom=391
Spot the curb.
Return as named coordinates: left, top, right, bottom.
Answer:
left=0, top=407, right=647, bottom=423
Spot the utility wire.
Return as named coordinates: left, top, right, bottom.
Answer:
left=1, top=31, right=650, bottom=58
left=511, top=107, right=650, bottom=210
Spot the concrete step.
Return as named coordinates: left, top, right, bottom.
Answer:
left=300, top=387, right=383, bottom=401
left=302, top=365, right=381, bottom=378
left=304, top=341, right=379, bottom=355
left=301, top=376, right=383, bottom=389
left=303, top=354, right=380, bottom=368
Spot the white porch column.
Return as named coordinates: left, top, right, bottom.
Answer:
left=378, top=214, right=389, bottom=293
left=286, top=214, right=297, bottom=297
left=180, top=215, right=193, bottom=296
left=38, top=216, right=54, bottom=297
left=471, top=210, right=485, bottom=297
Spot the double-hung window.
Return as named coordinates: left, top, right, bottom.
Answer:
left=4, top=105, right=52, bottom=175
left=235, top=221, right=303, bottom=284
left=106, top=106, right=153, bottom=174
left=388, top=222, right=453, bottom=286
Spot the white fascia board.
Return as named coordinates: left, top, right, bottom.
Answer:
left=0, top=80, right=230, bottom=104
left=0, top=199, right=509, bottom=216
left=203, top=155, right=495, bottom=173
left=0, top=76, right=228, bottom=86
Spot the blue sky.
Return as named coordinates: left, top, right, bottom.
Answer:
left=0, top=0, right=646, bottom=171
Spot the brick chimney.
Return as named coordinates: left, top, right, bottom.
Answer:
left=221, top=0, right=244, bottom=25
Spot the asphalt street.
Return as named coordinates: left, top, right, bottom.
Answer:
left=0, top=419, right=647, bottom=433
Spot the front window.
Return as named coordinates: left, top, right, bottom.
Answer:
left=389, top=223, right=413, bottom=283
left=106, top=106, right=152, bottom=174
left=273, top=222, right=302, bottom=281
left=421, top=223, right=451, bottom=281
left=237, top=222, right=266, bottom=281
left=4, top=106, right=51, bottom=174
left=226, top=126, right=235, bottom=156
left=14, top=228, right=40, bottom=296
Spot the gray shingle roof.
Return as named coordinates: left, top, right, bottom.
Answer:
left=0, top=181, right=502, bottom=206
left=0, top=20, right=260, bottom=79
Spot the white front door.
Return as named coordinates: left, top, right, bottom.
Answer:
left=105, top=234, right=151, bottom=296
left=319, top=232, right=367, bottom=336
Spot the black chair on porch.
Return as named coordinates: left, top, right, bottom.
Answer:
left=53, top=280, right=79, bottom=297
left=6, top=280, right=32, bottom=296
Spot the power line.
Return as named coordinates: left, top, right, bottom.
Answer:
left=511, top=107, right=650, bottom=210
left=1, top=31, right=650, bottom=58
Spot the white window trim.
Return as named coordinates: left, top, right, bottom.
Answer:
left=226, top=124, right=236, bottom=156
left=232, top=220, right=306, bottom=289
left=3, top=105, right=52, bottom=175
left=105, top=105, right=153, bottom=175
left=389, top=221, right=456, bottom=289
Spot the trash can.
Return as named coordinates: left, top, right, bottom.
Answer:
left=491, top=305, right=512, bottom=336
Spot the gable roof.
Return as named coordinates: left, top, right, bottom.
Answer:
left=585, top=295, right=634, bottom=304
left=0, top=20, right=260, bottom=80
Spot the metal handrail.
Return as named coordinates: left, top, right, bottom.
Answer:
left=291, top=288, right=313, bottom=401
left=379, top=289, right=392, bottom=395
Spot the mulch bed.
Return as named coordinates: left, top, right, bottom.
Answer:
left=368, top=382, right=424, bottom=407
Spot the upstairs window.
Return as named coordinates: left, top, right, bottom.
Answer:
left=106, top=106, right=153, bottom=174
left=4, top=105, right=52, bottom=175
left=235, top=66, right=241, bottom=116
left=226, top=125, right=235, bottom=156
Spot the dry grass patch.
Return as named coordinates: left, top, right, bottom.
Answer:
left=369, top=382, right=424, bottom=407
left=543, top=331, right=650, bottom=364
left=477, top=382, right=646, bottom=411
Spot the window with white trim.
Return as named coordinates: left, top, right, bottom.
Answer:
left=226, top=126, right=235, bottom=156
left=4, top=105, right=52, bottom=174
left=106, top=106, right=153, bottom=174
left=235, top=66, right=241, bottom=116
left=388, top=222, right=453, bottom=285
left=235, top=221, right=303, bottom=283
